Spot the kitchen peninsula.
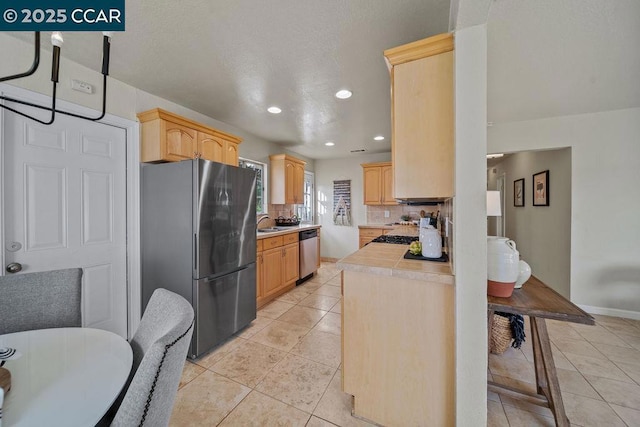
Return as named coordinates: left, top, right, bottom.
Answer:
left=337, top=238, right=454, bottom=426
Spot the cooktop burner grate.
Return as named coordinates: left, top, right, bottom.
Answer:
left=370, top=235, right=419, bottom=245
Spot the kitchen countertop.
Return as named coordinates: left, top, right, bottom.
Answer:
left=256, top=224, right=321, bottom=240
left=359, top=223, right=420, bottom=236
left=337, top=242, right=453, bottom=284
left=358, top=223, right=398, bottom=229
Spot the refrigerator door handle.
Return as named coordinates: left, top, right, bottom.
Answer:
left=194, top=234, right=198, bottom=271
left=203, top=264, right=250, bottom=282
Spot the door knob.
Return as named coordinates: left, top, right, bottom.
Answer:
left=6, top=262, right=22, bottom=274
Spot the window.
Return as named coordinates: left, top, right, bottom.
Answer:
left=297, top=171, right=314, bottom=223
left=238, top=158, right=267, bottom=215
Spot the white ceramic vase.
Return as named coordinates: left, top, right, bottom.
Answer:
left=487, top=237, right=531, bottom=286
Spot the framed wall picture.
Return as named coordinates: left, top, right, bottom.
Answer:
left=532, top=170, right=549, bottom=206
left=514, top=178, right=525, bottom=207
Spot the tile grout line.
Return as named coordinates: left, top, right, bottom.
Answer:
left=240, top=271, right=342, bottom=416
left=176, top=265, right=345, bottom=425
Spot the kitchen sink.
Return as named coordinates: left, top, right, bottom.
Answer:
left=257, top=227, right=282, bottom=233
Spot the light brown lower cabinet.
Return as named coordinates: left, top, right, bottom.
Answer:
left=282, top=243, right=299, bottom=287
left=257, top=233, right=299, bottom=308
left=358, top=228, right=393, bottom=248
left=256, top=240, right=264, bottom=302
left=262, top=246, right=285, bottom=298
left=342, top=269, right=454, bottom=426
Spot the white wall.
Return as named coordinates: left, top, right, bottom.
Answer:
left=0, top=34, right=314, bottom=171
left=315, top=152, right=390, bottom=260
left=489, top=108, right=640, bottom=317
left=489, top=149, right=572, bottom=298
left=453, top=24, right=488, bottom=426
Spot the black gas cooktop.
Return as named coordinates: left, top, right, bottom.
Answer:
left=370, top=235, right=419, bottom=245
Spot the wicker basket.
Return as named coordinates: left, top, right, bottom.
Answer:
left=490, top=315, right=513, bottom=354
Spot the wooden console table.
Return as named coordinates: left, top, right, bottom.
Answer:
left=487, top=275, right=594, bottom=426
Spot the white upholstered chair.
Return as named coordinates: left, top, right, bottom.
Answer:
left=108, top=288, right=194, bottom=427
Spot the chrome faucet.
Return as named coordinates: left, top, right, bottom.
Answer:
left=257, top=215, right=270, bottom=228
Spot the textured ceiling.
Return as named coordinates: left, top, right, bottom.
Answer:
left=487, top=0, right=640, bottom=124
left=11, top=0, right=451, bottom=160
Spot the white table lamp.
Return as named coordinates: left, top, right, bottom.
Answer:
left=487, top=191, right=502, bottom=217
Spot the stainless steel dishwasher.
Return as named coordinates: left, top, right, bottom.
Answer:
left=298, top=229, right=318, bottom=284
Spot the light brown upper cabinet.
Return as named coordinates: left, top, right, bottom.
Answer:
left=270, top=154, right=306, bottom=204
left=384, top=33, right=454, bottom=200
left=362, top=162, right=397, bottom=206
left=138, top=108, right=242, bottom=166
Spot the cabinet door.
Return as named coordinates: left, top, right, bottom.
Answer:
left=359, top=228, right=383, bottom=248
left=282, top=243, right=299, bottom=286
left=198, top=132, right=224, bottom=163
left=263, top=247, right=283, bottom=297
left=393, top=51, right=453, bottom=199
left=293, top=162, right=305, bottom=204
left=363, top=167, right=382, bottom=205
left=256, top=251, right=264, bottom=300
left=224, top=141, right=239, bottom=166
left=359, top=238, right=372, bottom=249
left=165, top=123, right=196, bottom=161
left=284, top=160, right=297, bottom=204
left=381, top=165, right=397, bottom=205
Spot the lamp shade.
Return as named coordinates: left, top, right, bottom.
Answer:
left=487, top=191, right=502, bottom=217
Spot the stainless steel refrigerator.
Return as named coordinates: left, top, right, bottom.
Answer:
left=141, top=159, right=257, bottom=358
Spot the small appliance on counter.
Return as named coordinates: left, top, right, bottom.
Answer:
left=419, top=219, right=442, bottom=258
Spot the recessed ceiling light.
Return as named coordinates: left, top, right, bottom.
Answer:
left=374, top=135, right=385, bottom=141
left=486, top=153, right=504, bottom=159
left=325, top=142, right=335, bottom=146
left=267, top=106, right=282, bottom=114
left=335, top=90, right=352, bottom=99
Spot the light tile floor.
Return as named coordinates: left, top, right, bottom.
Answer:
left=169, top=262, right=640, bottom=426
left=489, top=313, right=640, bottom=426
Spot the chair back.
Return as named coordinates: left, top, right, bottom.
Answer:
left=111, top=288, right=193, bottom=427
left=0, top=268, right=83, bottom=335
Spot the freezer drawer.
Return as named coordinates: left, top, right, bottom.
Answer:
left=192, top=263, right=256, bottom=358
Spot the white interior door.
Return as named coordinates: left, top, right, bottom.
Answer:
left=2, top=100, right=128, bottom=338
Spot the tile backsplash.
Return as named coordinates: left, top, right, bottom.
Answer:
left=366, top=205, right=439, bottom=224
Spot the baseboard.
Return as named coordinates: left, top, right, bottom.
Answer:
left=578, top=304, right=640, bottom=321
left=321, top=257, right=340, bottom=263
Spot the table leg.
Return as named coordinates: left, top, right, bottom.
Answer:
left=532, top=317, right=570, bottom=427
left=530, top=318, right=547, bottom=395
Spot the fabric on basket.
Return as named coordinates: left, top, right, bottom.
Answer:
left=495, top=312, right=526, bottom=349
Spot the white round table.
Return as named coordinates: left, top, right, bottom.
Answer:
left=0, top=328, right=132, bottom=427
